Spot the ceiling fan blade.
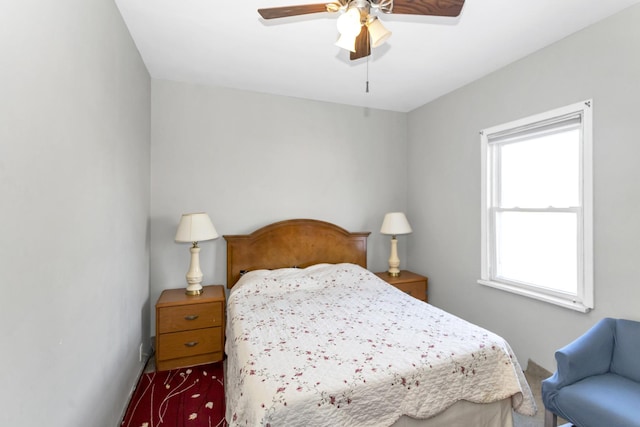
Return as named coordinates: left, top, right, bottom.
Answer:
left=390, top=0, right=465, bottom=17
left=258, top=4, right=333, bottom=19
left=350, top=25, right=371, bottom=61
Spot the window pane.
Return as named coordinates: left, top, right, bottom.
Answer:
left=495, top=211, right=577, bottom=294
left=499, top=129, right=579, bottom=208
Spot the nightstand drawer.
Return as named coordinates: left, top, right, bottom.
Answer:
left=393, top=281, right=425, bottom=300
left=157, top=302, right=223, bottom=333
left=156, top=327, right=223, bottom=361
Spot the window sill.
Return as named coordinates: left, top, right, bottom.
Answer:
left=477, top=279, right=592, bottom=313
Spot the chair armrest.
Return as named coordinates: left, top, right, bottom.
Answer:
left=543, top=318, right=615, bottom=404
left=554, top=318, right=615, bottom=386
left=555, top=318, right=616, bottom=385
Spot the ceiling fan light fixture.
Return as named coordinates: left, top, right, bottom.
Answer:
left=367, top=17, right=391, bottom=48
left=335, top=33, right=357, bottom=52
left=256, top=0, right=466, bottom=61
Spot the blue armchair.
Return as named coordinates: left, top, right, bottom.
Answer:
left=542, top=318, right=640, bottom=427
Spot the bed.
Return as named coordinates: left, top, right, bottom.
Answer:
left=223, top=219, right=536, bottom=426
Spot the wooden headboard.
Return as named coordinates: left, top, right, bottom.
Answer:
left=223, top=219, right=370, bottom=288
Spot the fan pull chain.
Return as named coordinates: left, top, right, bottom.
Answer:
left=365, top=56, right=370, bottom=93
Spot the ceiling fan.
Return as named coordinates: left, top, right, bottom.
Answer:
left=258, top=0, right=465, bottom=60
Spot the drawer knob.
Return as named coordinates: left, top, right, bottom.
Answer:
left=184, top=341, right=199, bottom=347
left=184, top=314, right=199, bottom=321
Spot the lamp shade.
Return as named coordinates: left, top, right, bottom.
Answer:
left=175, top=212, right=219, bottom=243
left=380, top=212, right=412, bottom=235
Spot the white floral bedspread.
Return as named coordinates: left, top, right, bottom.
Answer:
left=225, top=263, right=536, bottom=426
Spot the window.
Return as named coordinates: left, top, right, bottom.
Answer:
left=479, top=100, right=593, bottom=312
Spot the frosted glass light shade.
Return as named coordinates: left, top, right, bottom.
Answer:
left=335, top=33, right=357, bottom=52
left=337, top=7, right=362, bottom=36
left=380, top=212, right=412, bottom=236
left=175, top=212, right=219, bottom=243
left=367, top=18, right=391, bottom=48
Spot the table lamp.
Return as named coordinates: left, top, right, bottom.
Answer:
left=380, top=212, right=412, bottom=277
left=175, top=212, right=219, bottom=295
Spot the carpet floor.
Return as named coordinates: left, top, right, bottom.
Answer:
left=121, top=361, right=226, bottom=427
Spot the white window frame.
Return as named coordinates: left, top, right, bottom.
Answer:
left=479, top=100, right=593, bottom=312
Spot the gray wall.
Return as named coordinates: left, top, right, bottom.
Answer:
left=0, top=1, right=151, bottom=426
left=407, top=5, right=640, bottom=370
left=150, top=80, right=408, bottom=334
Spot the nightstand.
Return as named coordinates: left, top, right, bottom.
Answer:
left=155, top=285, right=225, bottom=371
left=374, top=271, right=428, bottom=302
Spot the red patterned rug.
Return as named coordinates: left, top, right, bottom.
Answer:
left=121, top=362, right=226, bottom=427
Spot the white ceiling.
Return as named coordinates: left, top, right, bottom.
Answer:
left=115, top=0, right=640, bottom=112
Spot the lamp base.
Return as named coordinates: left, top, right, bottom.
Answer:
left=185, top=282, right=204, bottom=296
left=185, top=245, right=204, bottom=296
left=387, top=236, right=401, bottom=278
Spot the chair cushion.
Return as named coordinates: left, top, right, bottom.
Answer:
left=610, top=318, right=640, bottom=382
left=554, top=373, right=640, bottom=427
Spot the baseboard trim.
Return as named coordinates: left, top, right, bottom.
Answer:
left=117, top=352, right=153, bottom=426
